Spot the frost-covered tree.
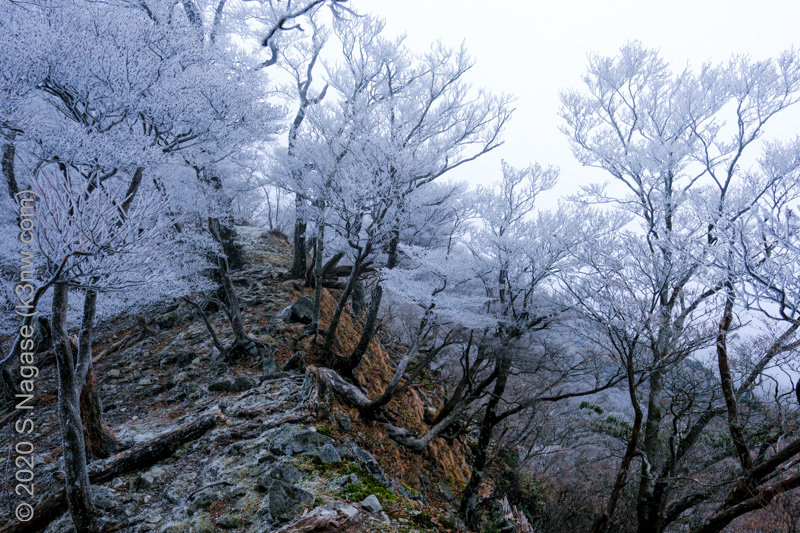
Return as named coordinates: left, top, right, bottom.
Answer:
left=278, top=14, right=512, bottom=366
left=30, top=163, right=198, bottom=532
left=0, top=1, right=330, bottom=530
left=560, top=41, right=800, bottom=533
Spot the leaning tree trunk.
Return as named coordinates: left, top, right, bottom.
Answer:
left=52, top=283, right=97, bottom=533
left=344, top=231, right=398, bottom=372
left=460, top=356, right=511, bottom=529
left=208, top=217, right=250, bottom=354
left=322, top=250, right=367, bottom=357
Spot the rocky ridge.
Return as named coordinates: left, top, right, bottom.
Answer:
left=0, top=227, right=470, bottom=533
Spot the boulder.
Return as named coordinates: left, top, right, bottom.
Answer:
left=187, top=491, right=221, bottom=516
left=337, top=416, right=352, bottom=431
left=261, top=478, right=314, bottom=522
left=350, top=444, right=390, bottom=486
left=283, top=351, right=306, bottom=371
left=287, top=296, right=314, bottom=324
left=262, top=357, right=281, bottom=376
left=270, top=426, right=334, bottom=456
left=361, top=494, right=382, bottom=513
left=334, top=473, right=360, bottom=487
left=91, top=485, right=118, bottom=511
left=156, top=307, right=183, bottom=329
left=316, top=443, right=341, bottom=464
left=258, top=462, right=303, bottom=488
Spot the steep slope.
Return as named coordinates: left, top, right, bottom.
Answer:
left=0, top=227, right=472, bottom=533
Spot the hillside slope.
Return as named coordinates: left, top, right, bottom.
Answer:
left=0, top=227, right=473, bottom=533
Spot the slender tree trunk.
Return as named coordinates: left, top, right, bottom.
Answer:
left=52, top=283, right=97, bottom=532
left=591, top=348, right=644, bottom=533
left=80, top=362, right=120, bottom=460
left=322, top=250, right=366, bottom=356
left=636, top=363, right=666, bottom=533
left=716, top=285, right=751, bottom=471
left=312, top=217, right=325, bottom=334
left=460, top=356, right=511, bottom=529
left=345, top=231, right=398, bottom=371
left=208, top=217, right=248, bottom=348
left=291, top=194, right=307, bottom=278
left=2, top=138, right=19, bottom=199
left=344, top=282, right=382, bottom=371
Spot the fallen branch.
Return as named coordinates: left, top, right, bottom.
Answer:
left=92, top=316, right=151, bottom=364
left=272, top=506, right=354, bottom=533
left=0, top=412, right=221, bottom=533
left=187, top=480, right=233, bottom=501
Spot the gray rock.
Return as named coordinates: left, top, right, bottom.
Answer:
left=350, top=445, right=390, bottom=486
left=262, top=358, right=281, bottom=376
left=317, top=443, right=341, bottom=464
left=331, top=502, right=359, bottom=519
left=259, top=371, right=292, bottom=382
left=334, top=473, right=360, bottom=487
left=258, top=462, right=302, bottom=488
left=262, top=478, right=314, bottom=522
left=361, top=494, right=382, bottom=513
left=283, top=351, right=306, bottom=371
left=91, top=485, right=117, bottom=510
left=337, top=416, right=352, bottom=431
left=438, top=481, right=457, bottom=503
left=187, top=491, right=221, bottom=515
left=245, top=341, right=261, bottom=356
left=106, top=369, right=121, bottom=378
left=131, top=472, right=155, bottom=492
left=270, top=426, right=334, bottom=456
left=209, top=376, right=256, bottom=393
left=277, top=304, right=293, bottom=323
left=288, top=296, right=314, bottom=324
left=156, top=308, right=182, bottom=329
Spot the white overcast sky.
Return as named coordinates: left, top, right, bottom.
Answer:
left=364, top=0, right=800, bottom=199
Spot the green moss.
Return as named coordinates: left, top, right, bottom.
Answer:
left=411, top=511, right=435, bottom=527
left=316, top=425, right=334, bottom=438
left=579, top=401, right=604, bottom=414
left=400, top=482, right=419, bottom=496
left=339, top=467, right=397, bottom=506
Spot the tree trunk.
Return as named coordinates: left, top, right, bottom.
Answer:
left=460, top=356, right=511, bottom=529
left=74, top=288, right=120, bottom=460
left=2, top=138, right=18, bottom=199
left=208, top=217, right=248, bottom=349
left=343, top=281, right=382, bottom=371
left=80, top=362, right=121, bottom=460
left=636, top=358, right=667, bottom=533
left=312, top=216, right=325, bottom=334
left=0, top=412, right=220, bottom=533
left=322, top=250, right=366, bottom=356
left=291, top=195, right=307, bottom=278
left=52, top=283, right=97, bottom=533
left=591, top=347, right=644, bottom=533
left=345, top=231, right=398, bottom=371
